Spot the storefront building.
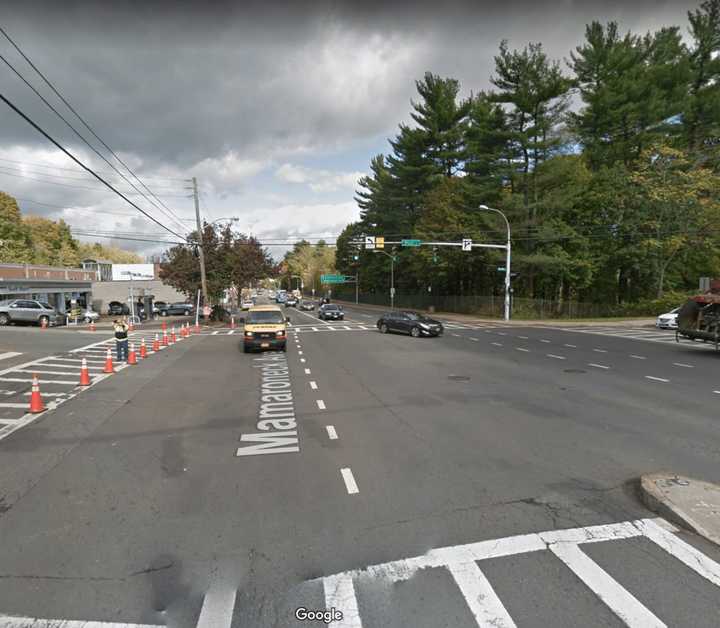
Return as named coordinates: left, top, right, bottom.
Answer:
left=0, top=264, right=94, bottom=313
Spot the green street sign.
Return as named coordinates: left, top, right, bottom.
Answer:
left=401, top=239, right=422, bottom=247
left=497, top=267, right=506, bottom=272
left=321, top=274, right=347, bottom=284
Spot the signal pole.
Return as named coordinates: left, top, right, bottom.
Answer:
left=191, top=177, right=209, bottom=308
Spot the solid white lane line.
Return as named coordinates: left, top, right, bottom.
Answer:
left=323, top=574, right=363, bottom=628
left=549, top=543, right=664, bottom=627
left=540, top=339, right=550, bottom=343
left=326, top=425, right=338, bottom=440
left=446, top=561, right=516, bottom=628
left=516, top=347, right=530, bottom=352
left=340, top=468, right=359, bottom=494
left=196, top=585, right=237, bottom=628
left=304, top=368, right=311, bottom=374
left=645, top=376, right=670, bottom=383
left=316, top=399, right=326, bottom=410
left=630, top=354, right=647, bottom=360
left=588, top=363, right=610, bottom=369
left=0, top=352, right=22, bottom=361
left=672, top=362, right=694, bottom=368
left=593, top=348, right=608, bottom=353
left=547, top=354, right=566, bottom=360
left=310, top=381, right=318, bottom=390
left=491, top=342, right=503, bottom=346
left=564, top=344, right=577, bottom=348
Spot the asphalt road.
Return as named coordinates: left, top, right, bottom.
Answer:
left=0, top=303, right=720, bottom=627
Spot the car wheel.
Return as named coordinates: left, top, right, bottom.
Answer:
left=161, top=311, right=167, bottom=316
left=411, top=326, right=421, bottom=338
left=0, top=314, right=9, bottom=326
left=380, top=323, right=388, bottom=334
left=39, top=315, right=50, bottom=328
left=184, top=310, right=190, bottom=316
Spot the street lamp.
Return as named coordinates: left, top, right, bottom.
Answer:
left=374, top=249, right=396, bottom=310
left=478, top=204, right=511, bottom=321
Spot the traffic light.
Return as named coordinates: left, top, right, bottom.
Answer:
left=353, top=254, right=359, bottom=261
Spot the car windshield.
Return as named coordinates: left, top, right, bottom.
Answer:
left=247, top=311, right=285, bottom=324
left=403, top=311, right=421, bottom=320
left=38, top=302, right=53, bottom=309
left=323, top=304, right=339, bottom=310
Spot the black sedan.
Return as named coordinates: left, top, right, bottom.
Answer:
left=159, top=302, right=194, bottom=316
left=377, top=311, right=443, bottom=337
left=299, top=300, right=316, bottom=311
left=318, top=303, right=344, bottom=321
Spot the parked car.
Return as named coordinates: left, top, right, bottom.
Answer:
left=285, top=296, right=298, bottom=307
left=376, top=311, right=444, bottom=337
left=159, top=302, right=194, bottom=316
left=0, top=299, right=59, bottom=327
left=300, top=300, right=316, bottom=311
left=318, top=303, right=344, bottom=321
left=153, top=301, right=167, bottom=315
left=107, top=301, right=130, bottom=316
left=81, top=309, right=100, bottom=323
left=656, top=306, right=680, bottom=329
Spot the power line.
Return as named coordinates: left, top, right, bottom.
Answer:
left=0, top=26, right=190, bottom=234
left=0, top=91, right=187, bottom=240
left=70, top=230, right=185, bottom=245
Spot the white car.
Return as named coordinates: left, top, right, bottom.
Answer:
left=79, top=309, right=100, bottom=323
left=656, top=307, right=680, bottom=329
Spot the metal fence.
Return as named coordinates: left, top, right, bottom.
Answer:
left=331, top=290, right=648, bottom=320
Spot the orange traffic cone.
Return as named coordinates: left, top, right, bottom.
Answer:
left=89, top=321, right=96, bottom=332
left=29, top=373, right=45, bottom=413
left=161, top=321, right=167, bottom=332
left=152, top=333, right=160, bottom=352
left=79, top=358, right=91, bottom=386
left=128, top=343, right=137, bottom=365
left=162, top=330, right=168, bottom=346
left=140, top=337, right=148, bottom=358
left=103, top=347, right=114, bottom=374
left=183, top=323, right=189, bottom=337
left=170, top=327, right=177, bottom=343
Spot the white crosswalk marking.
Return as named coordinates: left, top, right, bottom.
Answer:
left=312, top=518, right=720, bottom=628
left=558, top=325, right=717, bottom=351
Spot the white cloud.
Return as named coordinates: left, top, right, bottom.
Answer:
left=275, top=163, right=364, bottom=193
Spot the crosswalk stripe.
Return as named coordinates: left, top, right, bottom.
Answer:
left=0, top=352, right=22, bottom=362
left=549, top=542, right=665, bottom=627
left=447, top=561, right=516, bottom=628
left=323, top=574, right=363, bottom=628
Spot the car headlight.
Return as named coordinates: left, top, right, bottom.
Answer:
left=245, top=331, right=253, bottom=337
left=275, top=330, right=285, bottom=337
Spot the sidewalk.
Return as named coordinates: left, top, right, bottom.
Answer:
left=334, top=299, right=655, bottom=328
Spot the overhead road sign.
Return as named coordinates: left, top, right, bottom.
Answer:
left=365, top=236, right=375, bottom=250
left=376, top=236, right=385, bottom=249
left=401, top=239, right=422, bottom=247
left=462, top=238, right=472, bottom=251
left=321, top=274, right=351, bottom=284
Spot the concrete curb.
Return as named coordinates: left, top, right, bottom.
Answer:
left=640, top=472, right=720, bottom=546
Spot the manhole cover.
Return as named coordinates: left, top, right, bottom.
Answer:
left=448, top=375, right=471, bottom=382
left=563, top=369, right=586, bottom=374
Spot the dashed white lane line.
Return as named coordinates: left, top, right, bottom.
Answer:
left=310, top=381, right=318, bottom=390
left=540, top=339, right=550, bottom=343
left=630, top=355, right=647, bottom=360
left=470, top=337, right=479, bottom=342
left=588, top=363, right=610, bottom=370
left=298, top=351, right=303, bottom=355
left=300, top=358, right=306, bottom=363
left=0, top=352, right=22, bottom=361
left=645, top=376, right=670, bottom=383
left=340, top=467, right=359, bottom=494
left=593, top=348, right=608, bottom=353
left=326, top=425, right=338, bottom=440
left=564, top=343, right=577, bottom=348
left=518, top=335, right=528, bottom=340
left=516, top=347, right=530, bottom=352
left=672, top=362, right=694, bottom=368
left=497, top=332, right=507, bottom=336
left=304, top=368, right=311, bottom=374
left=547, top=354, right=566, bottom=360
left=491, top=342, right=503, bottom=347
left=316, top=399, right=326, bottom=410
left=196, top=583, right=237, bottom=628
left=714, top=390, right=720, bottom=395
left=452, top=333, right=461, bottom=337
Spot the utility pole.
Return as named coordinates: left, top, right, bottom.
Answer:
left=191, top=177, right=209, bottom=308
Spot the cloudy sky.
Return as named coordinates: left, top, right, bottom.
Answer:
left=0, top=0, right=696, bottom=259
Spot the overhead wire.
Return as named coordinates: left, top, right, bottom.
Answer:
left=0, top=39, right=189, bottom=234
left=0, top=91, right=187, bottom=240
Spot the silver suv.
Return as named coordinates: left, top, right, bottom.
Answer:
left=0, top=299, right=59, bottom=327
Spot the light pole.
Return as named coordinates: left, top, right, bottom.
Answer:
left=374, top=249, right=396, bottom=310
left=478, top=204, right=511, bottom=321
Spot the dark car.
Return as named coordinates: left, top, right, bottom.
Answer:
left=159, top=302, right=194, bottom=316
left=107, top=301, right=130, bottom=316
left=285, top=296, right=298, bottom=307
left=300, top=300, right=316, bottom=311
left=377, top=311, right=443, bottom=337
left=318, top=303, right=344, bottom=321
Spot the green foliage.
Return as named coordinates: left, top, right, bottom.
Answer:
left=342, top=3, right=720, bottom=314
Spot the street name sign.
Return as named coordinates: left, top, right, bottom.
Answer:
left=321, top=274, right=347, bottom=284
left=401, top=239, right=422, bottom=247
